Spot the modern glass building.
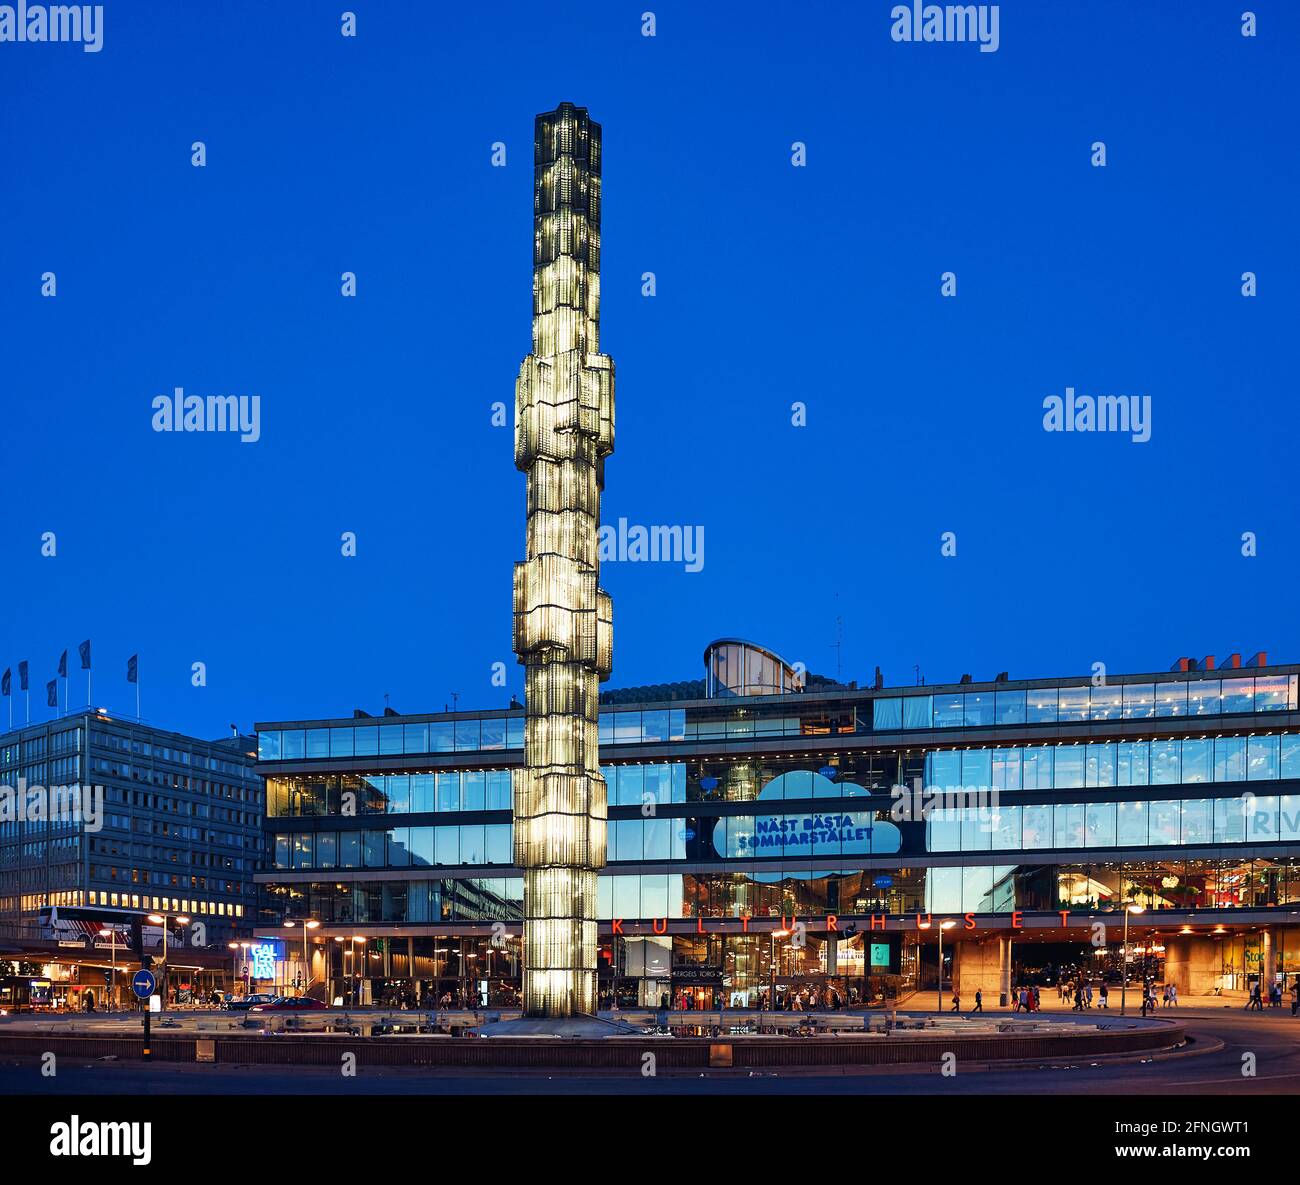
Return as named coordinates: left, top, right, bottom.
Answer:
left=255, top=643, right=1300, bottom=1009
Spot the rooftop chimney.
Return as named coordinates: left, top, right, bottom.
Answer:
left=1245, top=651, right=1268, bottom=669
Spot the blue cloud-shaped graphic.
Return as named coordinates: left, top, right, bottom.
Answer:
left=711, top=770, right=901, bottom=864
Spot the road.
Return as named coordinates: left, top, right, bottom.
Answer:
left=0, top=1004, right=1296, bottom=1094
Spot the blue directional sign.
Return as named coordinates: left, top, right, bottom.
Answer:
left=131, top=969, right=156, bottom=1000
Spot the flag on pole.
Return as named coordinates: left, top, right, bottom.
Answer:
left=79, top=640, right=91, bottom=669
left=46, top=680, right=57, bottom=708
left=1, top=669, right=9, bottom=697
left=127, top=655, right=138, bottom=683
left=57, top=649, right=68, bottom=678
left=17, top=661, right=28, bottom=691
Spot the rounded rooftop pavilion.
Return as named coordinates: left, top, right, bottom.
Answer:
left=704, top=638, right=804, bottom=699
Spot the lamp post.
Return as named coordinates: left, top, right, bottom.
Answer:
left=1120, top=902, right=1146, bottom=1016
left=768, top=929, right=790, bottom=1014
left=282, top=919, right=320, bottom=997
left=353, top=936, right=366, bottom=1007
left=920, top=920, right=957, bottom=1011
left=227, top=941, right=239, bottom=1003
left=98, top=928, right=118, bottom=1010
left=146, top=912, right=189, bottom=1009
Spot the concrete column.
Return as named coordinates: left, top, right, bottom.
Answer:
left=999, top=934, right=1012, bottom=1007
left=952, top=939, right=1006, bottom=1007
left=1164, top=934, right=1221, bottom=997
left=1263, top=929, right=1277, bottom=997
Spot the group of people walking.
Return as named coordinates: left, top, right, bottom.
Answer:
left=1245, top=978, right=1300, bottom=1012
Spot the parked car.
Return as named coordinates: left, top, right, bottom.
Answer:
left=249, top=996, right=328, bottom=1012
left=221, top=993, right=276, bottom=1012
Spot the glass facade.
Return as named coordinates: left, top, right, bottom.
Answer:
left=256, top=663, right=1300, bottom=1007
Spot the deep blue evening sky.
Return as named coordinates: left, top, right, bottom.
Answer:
left=1, top=1, right=1296, bottom=737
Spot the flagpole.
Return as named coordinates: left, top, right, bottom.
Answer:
left=25, top=689, right=29, bottom=725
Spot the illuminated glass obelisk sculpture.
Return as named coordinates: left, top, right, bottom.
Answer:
left=511, top=103, right=614, bottom=1018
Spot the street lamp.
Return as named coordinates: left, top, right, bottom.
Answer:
left=282, top=919, right=321, bottom=997
left=98, top=929, right=118, bottom=1010
left=147, top=913, right=189, bottom=1009
left=1120, top=902, right=1146, bottom=1016
left=919, top=920, right=957, bottom=1011
left=227, top=941, right=238, bottom=1002
left=353, top=936, right=366, bottom=1006
left=768, top=929, right=790, bottom=1015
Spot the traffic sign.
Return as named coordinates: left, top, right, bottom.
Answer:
left=131, top=969, right=156, bottom=1000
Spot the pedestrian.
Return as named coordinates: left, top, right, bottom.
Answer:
left=1291, top=980, right=1299, bottom=1017
left=1246, top=980, right=1263, bottom=1011
left=972, top=987, right=983, bottom=1013
left=950, top=990, right=960, bottom=1012
left=1085, top=982, right=1094, bottom=1009
left=1169, top=982, right=1178, bottom=1007
left=1032, top=986, right=1041, bottom=1012
left=1099, top=982, right=1109, bottom=1008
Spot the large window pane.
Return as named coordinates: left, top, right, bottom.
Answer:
left=434, top=827, right=460, bottom=865
left=1026, top=689, right=1057, bottom=724
left=962, top=806, right=992, bottom=851
left=1181, top=739, right=1211, bottom=783
left=1215, top=737, right=1247, bottom=783
left=928, top=751, right=961, bottom=790
left=1248, top=735, right=1280, bottom=781
left=992, top=804, right=1021, bottom=848
left=964, top=692, right=994, bottom=727
left=961, top=749, right=992, bottom=789
left=1150, top=740, right=1181, bottom=785
left=1090, top=685, right=1122, bottom=720
left=872, top=698, right=902, bottom=729
left=1282, top=735, right=1300, bottom=779
left=480, top=719, right=505, bottom=751
left=1022, top=746, right=1053, bottom=789
left=454, top=719, right=481, bottom=751
left=992, top=748, right=1022, bottom=791
left=1245, top=796, right=1279, bottom=842
left=462, top=771, right=486, bottom=811
left=1085, top=802, right=1116, bottom=847
left=1123, top=684, right=1155, bottom=719
left=1054, top=745, right=1085, bottom=789
left=437, top=773, right=461, bottom=812
left=1057, top=687, right=1089, bottom=722
left=459, top=825, right=485, bottom=864
left=933, top=694, right=964, bottom=728
left=1085, top=743, right=1116, bottom=787
left=387, top=827, right=411, bottom=867
left=902, top=696, right=932, bottom=729
left=1021, top=805, right=1052, bottom=848
left=1054, top=804, right=1084, bottom=848
left=995, top=690, right=1026, bottom=725
left=1155, top=682, right=1188, bottom=718
left=1149, top=801, right=1181, bottom=845
left=1187, top=680, right=1221, bottom=716
left=1116, top=800, right=1148, bottom=845
left=1181, top=799, right=1212, bottom=844
left=1117, top=741, right=1149, bottom=786
left=403, top=723, right=428, bottom=754
left=1221, top=678, right=1254, bottom=715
